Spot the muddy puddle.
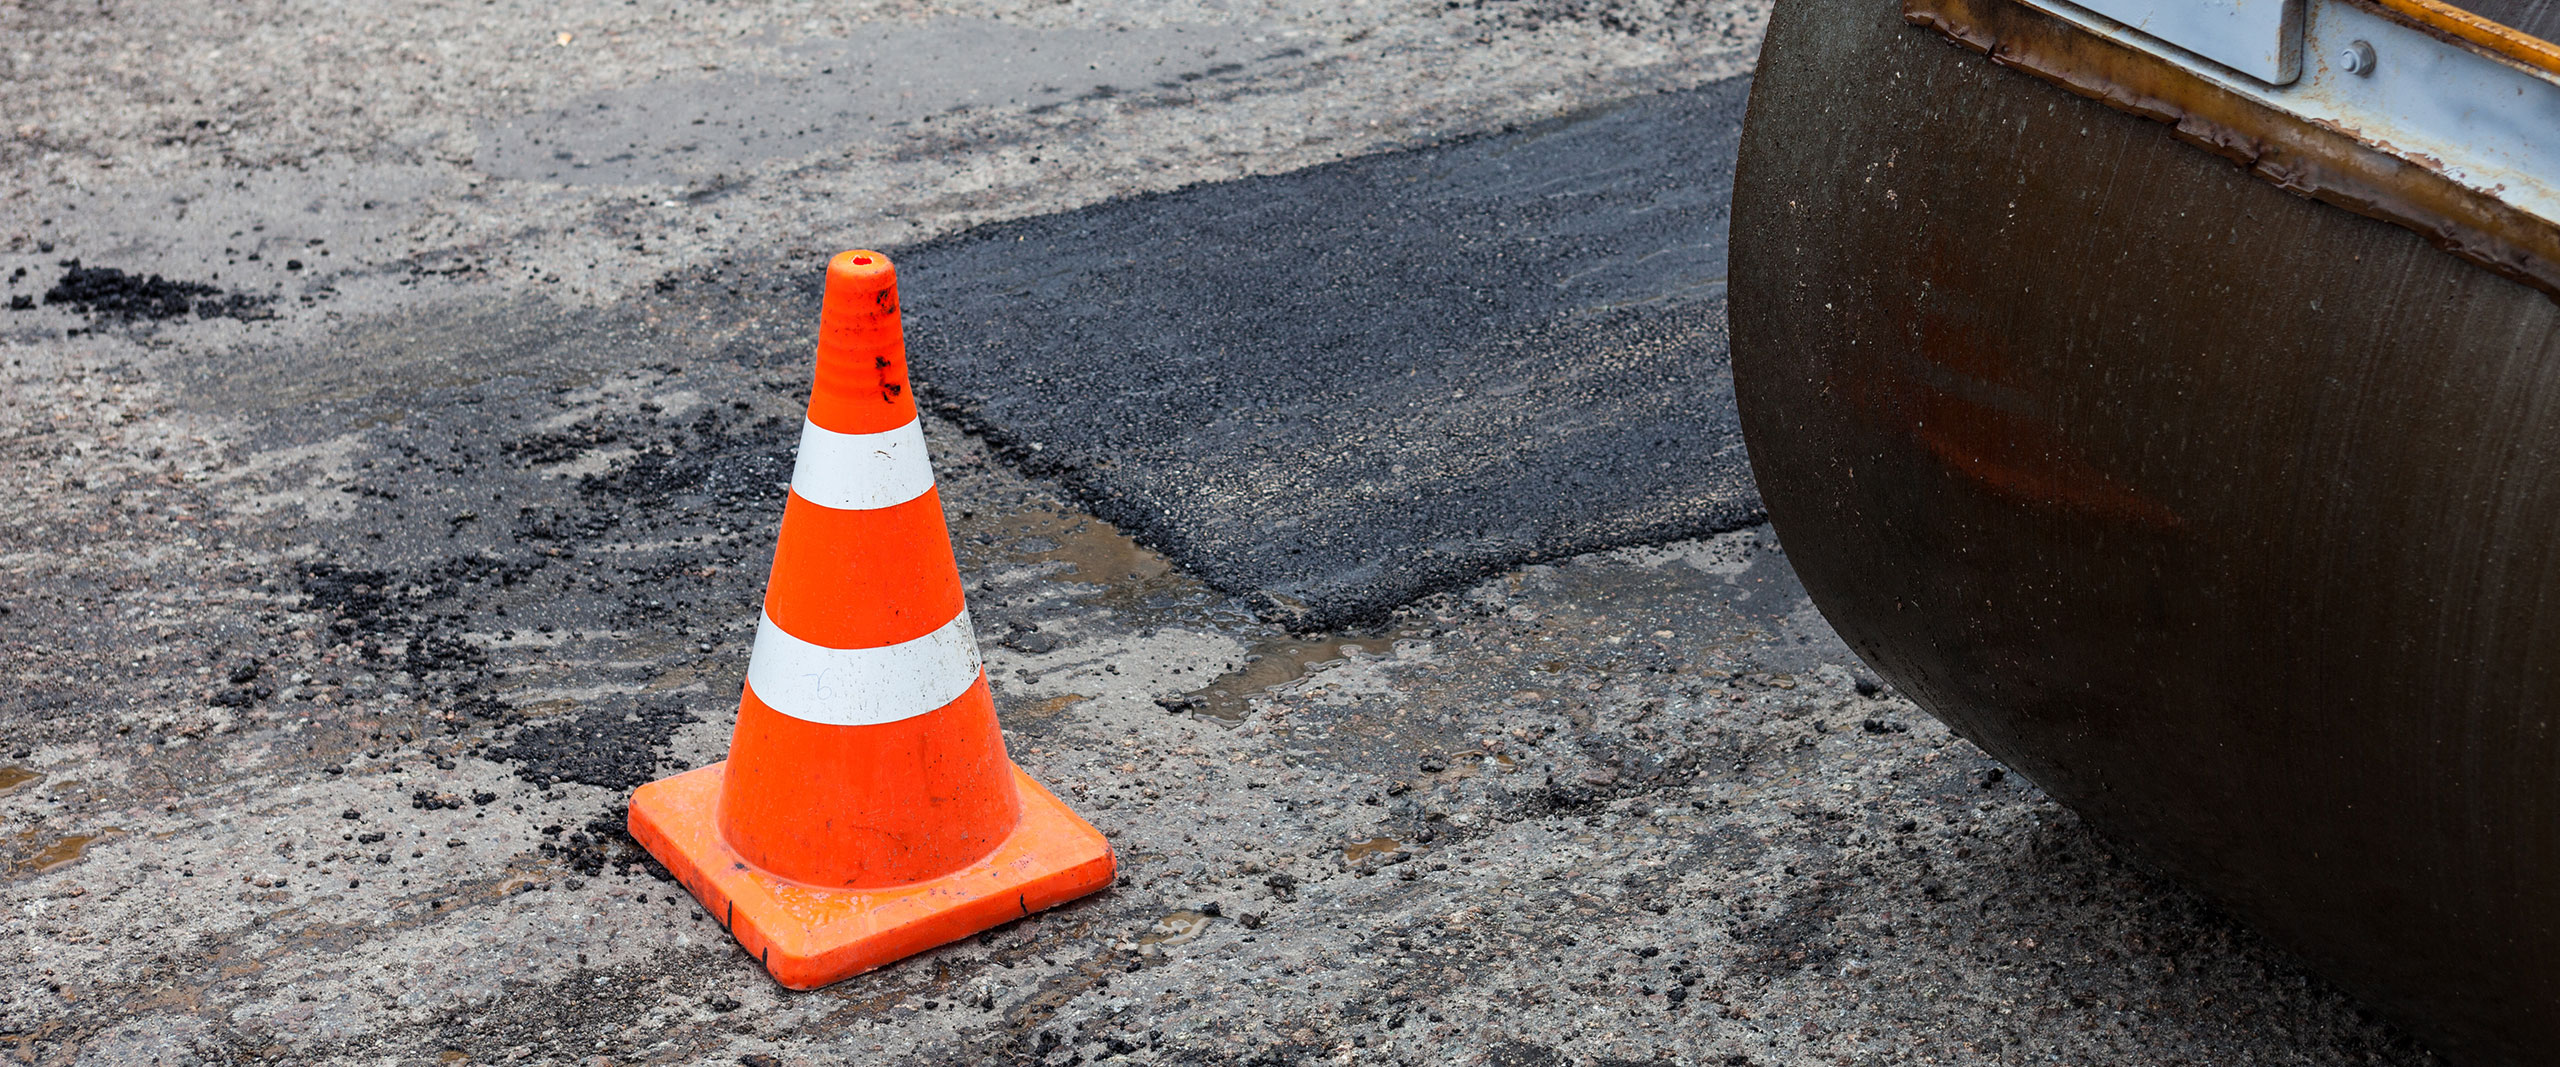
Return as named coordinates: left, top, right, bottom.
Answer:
left=974, top=505, right=1172, bottom=587
left=1169, top=628, right=1426, bottom=725
left=10, top=827, right=122, bottom=878
left=1342, top=836, right=1402, bottom=862
left=0, top=766, right=39, bottom=794
left=962, top=499, right=1445, bottom=726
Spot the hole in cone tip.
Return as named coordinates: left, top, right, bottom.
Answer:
left=853, top=256, right=874, bottom=265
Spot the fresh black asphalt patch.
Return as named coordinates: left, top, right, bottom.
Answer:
left=902, top=75, right=1758, bottom=627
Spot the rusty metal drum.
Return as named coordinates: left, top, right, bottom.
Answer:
left=1728, top=0, right=2560, bottom=1059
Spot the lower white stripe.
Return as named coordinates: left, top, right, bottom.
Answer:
left=743, top=609, right=982, bottom=726
left=790, top=417, right=937, bottom=512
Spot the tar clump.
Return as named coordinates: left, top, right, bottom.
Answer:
left=39, top=260, right=271, bottom=323
left=536, top=813, right=656, bottom=878
left=487, top=694, right=700, bottom=790
left=503, top=418, right=622, bottom=466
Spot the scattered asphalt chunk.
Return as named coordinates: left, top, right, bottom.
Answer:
left=208, top=687, right=262, bottom=707
left=37, top=260, right=272, bottom=324
left=485, top=693, right=701, bottom=790
left=1002, top=628, right=1063, bottom=654
left=899, top=75, right=1760, bottom=628
left=1485, top=1041, right=1566, bottom=1067
left=504, top=419, right=621, bottom=465
left=536, top=813, right=654, bottom=878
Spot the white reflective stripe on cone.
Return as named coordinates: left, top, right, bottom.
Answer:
left=742, top=608, right=983, bottom=726
left=789, top=417, right=937, bottom=512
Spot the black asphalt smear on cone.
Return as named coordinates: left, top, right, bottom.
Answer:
left=900, top=77, right=1758, bottom=628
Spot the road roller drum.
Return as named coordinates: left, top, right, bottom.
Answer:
left=1731, top=0, right=2560, bottom=1059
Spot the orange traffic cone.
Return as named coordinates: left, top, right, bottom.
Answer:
left=627, top=249, right=1115, bottom=989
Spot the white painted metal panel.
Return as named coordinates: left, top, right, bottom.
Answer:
left=2063, top=0, right=2303, bottom=82
left=2015, top=0, right=2560, bottom=231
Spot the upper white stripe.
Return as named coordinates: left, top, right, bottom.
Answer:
left=743, top=608, right=982, bottom=726
left=790, top=417, right=937, bottom=512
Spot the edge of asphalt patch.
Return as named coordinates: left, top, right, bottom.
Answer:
left=898, top=75, right=1760, bottom=629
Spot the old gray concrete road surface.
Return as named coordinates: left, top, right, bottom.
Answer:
left=1, top=1, right=2437, bottom=1065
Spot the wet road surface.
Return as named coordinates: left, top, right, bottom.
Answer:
left=0, top=0, right=2439, bottom=1064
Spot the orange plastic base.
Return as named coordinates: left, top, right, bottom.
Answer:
left=627, top=761, right=1114, bottom=989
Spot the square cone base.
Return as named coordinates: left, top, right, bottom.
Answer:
left=627, top=761, right=1115, bottom=989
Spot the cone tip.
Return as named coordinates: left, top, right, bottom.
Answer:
left=828, top=249, right=896, bottom=292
